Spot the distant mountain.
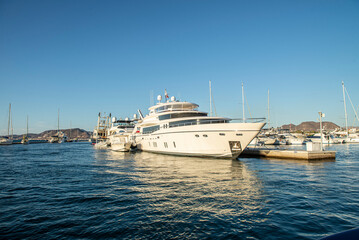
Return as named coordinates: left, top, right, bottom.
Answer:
left=281, top=121, right=340, bottom=132
left=8, top=128, right=92, bottom=140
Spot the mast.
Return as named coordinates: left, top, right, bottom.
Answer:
left=209, top=80, right=213, bottom=117
left=7, top=103, right=11, bottom=137
left=58, top=108, right=60, bottom=134
left=242, top=82, right=245, bottom=123
left=26, top=115, right=28, bottom=137
left=267, top=89, right=270, bottom=129
left=342, top=81, right=348, bottom=135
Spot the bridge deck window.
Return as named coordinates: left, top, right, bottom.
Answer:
left=143, top=125, right=160, bottom=134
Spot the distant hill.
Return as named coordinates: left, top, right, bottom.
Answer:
left=7, top=128, right=92, bottom=140
left=281, top=121, right=340, bottom=132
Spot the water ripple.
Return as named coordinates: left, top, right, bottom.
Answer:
left=0, top=143, right=358, bottom=239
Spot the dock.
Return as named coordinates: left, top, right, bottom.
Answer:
left=241, top=147, right=336, bottom=160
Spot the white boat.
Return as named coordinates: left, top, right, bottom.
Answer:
left=307, top=133, right=344, bottom=144
left=341, top=81, right=359, bottom=143
left=49, top=131, right=68, bottom=143
left=107, top=118, right=135, bottom=152
left=0, top=136, right=12, bottom=145
left=0, top=103, right=13, bottom=145
left=133, top=94, right=265, bottom=159
left=345, top=133, right=359, bottom=143
left=93, top=140, right=109, bottom=149
left=49, top=109, right=67, bottom=143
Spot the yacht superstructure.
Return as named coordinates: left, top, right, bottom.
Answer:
left=133, top=95, right=265, bottom=159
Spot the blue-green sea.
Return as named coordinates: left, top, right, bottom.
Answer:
left=1, top=143, right=358, bottom=239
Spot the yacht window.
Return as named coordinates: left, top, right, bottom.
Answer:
left=236, top=133, right=243, bottom=136
left=159, top=112, right=207, bottom=120
left=203, top=134, right=208, bottom=137
left=199, top=119, right=228, bottom=125
left=195, top=134, right=199, bottom=137
left=153, top=142, right=157, bottom=147
left=173, top=142, right=176, bottom=148
left=143, top=125, right=160, bottom=134
left=169, top=119, right=197, bottom=128
left=164, top=142, right=168, bottom=148
left=219, top=133, right=225, bottom=136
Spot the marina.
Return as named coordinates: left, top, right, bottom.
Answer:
left=1, top=1, right=359, bottom=239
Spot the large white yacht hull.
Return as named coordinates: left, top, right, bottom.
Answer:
left=135, top=122, right=265, bottom=159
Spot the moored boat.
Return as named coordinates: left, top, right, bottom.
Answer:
left=133, top=93, right=265, bottom=159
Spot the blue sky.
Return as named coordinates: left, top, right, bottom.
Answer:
left=1, top=0, right=358, bottom=134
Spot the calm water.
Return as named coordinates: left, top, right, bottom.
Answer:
left=0, top=143, right=358, bottom=239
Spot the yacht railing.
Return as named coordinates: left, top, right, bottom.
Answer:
left=168, top=118, right=266, bottom=129
left=230, top=118, right=266, bottom=123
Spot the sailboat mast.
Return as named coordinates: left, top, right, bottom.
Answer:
left=27, top=115, right=28, bottom=137
left=58, top=108, right=60, bottom=133
left=7, top=103, right=11, bottom=137
left=242, top=83, right=245, bottom=123
left=267, top=89, right=270, bottom=129
left=342, top=81, right=348, bottom=135
left=209, top=80, right=213, bottom=117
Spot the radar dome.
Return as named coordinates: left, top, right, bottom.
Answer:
left=157, top=95, right=162, bottom=101
left=171, top=96, right=176, bottom=102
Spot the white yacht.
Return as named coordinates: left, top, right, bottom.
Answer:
left=0, top=136, right=13, bottom=145
left=107, top=118, right=135, bottom=152
left=133, top=95, right=265, bottom=159
left=49, top=131, right=68, bottom=143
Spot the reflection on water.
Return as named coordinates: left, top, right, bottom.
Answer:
left=1, top=144, right=358, bottom=239
left=94, top=150, right=268, bottom=235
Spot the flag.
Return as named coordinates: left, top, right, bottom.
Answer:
left=165, top=89, right=169, bottom=99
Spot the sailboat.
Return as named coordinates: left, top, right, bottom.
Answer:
left=21, top=115, right=29, bottom=144
left=342, top=81, right=359, bottom=143
left=0, top=103, right=13, bottom=145
left=49, top=109, right=67, bottom=143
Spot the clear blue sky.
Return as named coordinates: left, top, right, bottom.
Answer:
left=1, top=0, right=358, bottom=134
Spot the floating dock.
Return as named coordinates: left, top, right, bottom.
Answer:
left=241, top=147, right=336, bottom=160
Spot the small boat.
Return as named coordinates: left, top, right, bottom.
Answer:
left=50, top=109, right=67, bottom=143
left=0, top=104, right=13, bottom=145
left=107, top=118, right=135, bottom=152
left=49, top=131, right=68, bottom=143
left=0, top=136, right=12, bottom=145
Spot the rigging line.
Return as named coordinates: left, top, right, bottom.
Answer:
left=345, top=87, right=359, bottom=123
left=352, top=105, right=359, bottom=127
